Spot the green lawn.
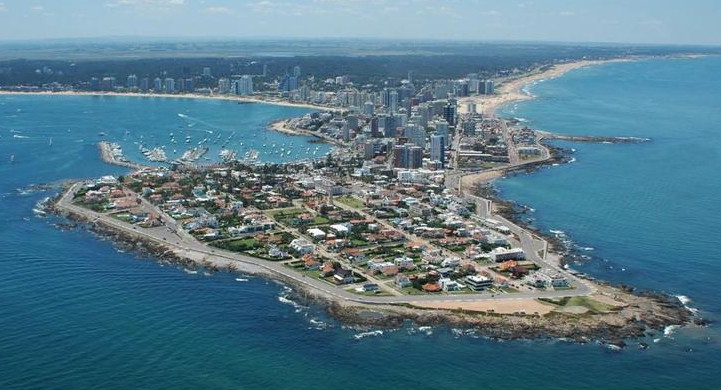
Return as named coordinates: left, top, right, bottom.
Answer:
left=211, top=237, right=260, bottom=252
left=335, top=196, right=365, bottom=209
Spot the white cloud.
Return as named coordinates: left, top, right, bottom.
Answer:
left=481, top=10, right=500, bottom=16
left=0, top=2, right=6, bottom=12
left=31, top=5, right=45, bottom=12
left=558, top=11, right=575, bottom=16
left=641, top=19, right=663, bottom=26
left=105, top=0, right=185, bottom=8
left=204, top=6, right=233, bottom=14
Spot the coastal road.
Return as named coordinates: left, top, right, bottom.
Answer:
left=58, top=182, right=598, bottom=306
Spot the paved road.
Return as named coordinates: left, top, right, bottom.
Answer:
left=58, top=182, right=595, bottom=305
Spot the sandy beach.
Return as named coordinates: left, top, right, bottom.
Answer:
left=0, top=90, right=343, bottom=112
left=459, top=59, right=630, bottom=117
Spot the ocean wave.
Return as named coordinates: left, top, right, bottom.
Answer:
left=183, top=268, right=198, bottom=275
left=675, top=295, right=700, bottom=315
left=353, top=330, right=383, bottom=340
left=664, top=324, right=680, bottom=337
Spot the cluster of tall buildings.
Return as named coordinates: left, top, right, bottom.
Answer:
left=217, top=75, right=254, bottom=96
left=89, top=74, right=196, bottom=93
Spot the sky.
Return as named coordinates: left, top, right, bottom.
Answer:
left=0, top=0, right=719, bottom=45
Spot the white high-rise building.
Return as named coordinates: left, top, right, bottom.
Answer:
left=164, top=77, right=175, bottom=93
left=240, top=75, right=253, bottom=96
left=389, top=90, right=399, bottom=113
left=218, top=78, right=231, bottom=94
left=126, top=74, right=138, bottom=89
left=434, top=119, right=450, bottom=148
left=430, top=134, right=446, bottom=167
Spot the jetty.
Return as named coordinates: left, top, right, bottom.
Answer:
left=540, top=132, right=650, bottom=144
left=98, top=142, right=144, bottom=170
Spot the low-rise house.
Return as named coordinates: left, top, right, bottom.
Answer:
left=290, top=238, right=315, bottom=255
left=441, top=258, right=461, bottom=268
left=307, top=227, right=327, bottom=240
left=465, top=275, right=493, bottom=291
left=489, top=247, right=525, bottom=262
left=395, top=275, right=412, bottom=288
left=439, top=277, right=464, bottom=292
left=333, top=268, right=354, bottom=284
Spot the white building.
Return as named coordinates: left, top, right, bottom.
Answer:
left=290, top=238, right=315, bottom=255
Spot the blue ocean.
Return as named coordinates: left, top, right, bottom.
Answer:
left=1, top=56, right=720, bottom=389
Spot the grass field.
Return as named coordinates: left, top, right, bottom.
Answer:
left=335, top=196, right=364, bottom=209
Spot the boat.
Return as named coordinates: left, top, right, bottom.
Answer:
left=10, top=154, right=15, bottom=164
left=219, top=149, right=237, bottom=163
left=98, top=132, right=106, bottom=137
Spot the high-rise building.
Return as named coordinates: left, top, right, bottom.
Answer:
left=435, top=119, right=450, bottom=147
left=467, top=101, right=477, bottom=115
left=430, top=134, right=446, bottom=167
left=403, top=124, right=425, bottom=148
left=363, top=101, right=375, bottom=116
left=278, top=74, right=298, bottom=92
left=468, top=73, right=480, bottom=93
left=126, top=74, right=138, bottom=89
left=139, top=77, right=150, bottom=91
left=380, top=114, right=397, bottom=138
left=346, top=115, right=359, bottom=131
left=443, top=101, right=457, bottom=126
left=299, top=85, right=311, bottom=101
left=370, top=116, right=380, bottom=138
left=218, top=78, right=231, bottom=94
left=184, top=78, right=194, bottom=92
left=293, top=65, right=301, bottom=78
left=388, top=90, right=399, bottom=113
left=482, top=80, right=495, bottom=95
left=407, top=70, right=414, bottom=84
left=164, top=77, right=175, bottom=93
left=153, top=77, right=163, bottom=92
left=240, top=75, right=253, bottom=95
left=202, top=67, right=212, bottom=77
left=176, top=78, right=185, bottom=92
left=393, top=144, right=422, bottom=169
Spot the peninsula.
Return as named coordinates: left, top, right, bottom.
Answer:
left=44, top=58, right=699, bottom=344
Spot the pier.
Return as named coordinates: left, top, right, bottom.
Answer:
left=98, top=141, right=145, bottom=170
left=540, top=133, right=650, bottom=144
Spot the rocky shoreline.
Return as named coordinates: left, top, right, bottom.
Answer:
left=46, top=188, right=703, bottom=348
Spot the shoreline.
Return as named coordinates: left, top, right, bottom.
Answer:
left=48, top=179, right=700, bottom=345
left=459, top=58, right=633, bottom=117
left=0, top=90, right=343, bottom=112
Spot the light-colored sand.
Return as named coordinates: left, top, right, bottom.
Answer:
left=458, top=59, right=631, bottom=117
left=0, top=90, right=342, bottom=112
left=412, top=298, right=555, bottom=315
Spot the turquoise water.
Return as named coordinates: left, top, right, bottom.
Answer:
left=1, top=58, right=720, bottom=390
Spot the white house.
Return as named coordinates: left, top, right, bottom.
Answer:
left=307, top=228, right=327, bottom=240
left=289, top=238, right=315, bottom=255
